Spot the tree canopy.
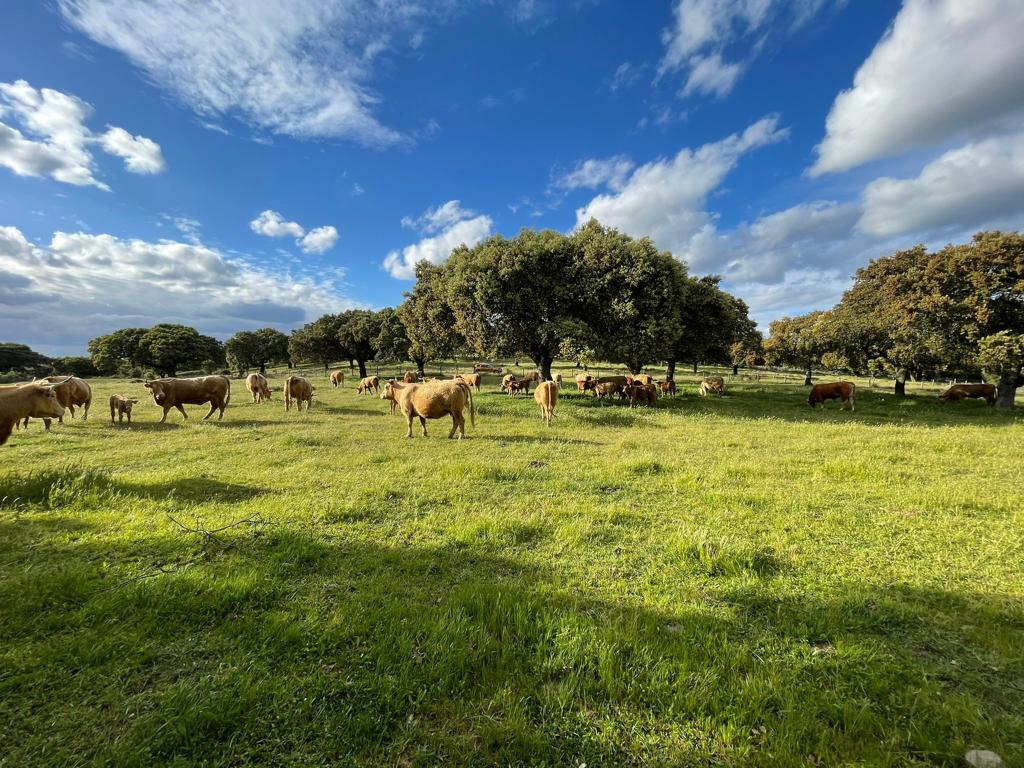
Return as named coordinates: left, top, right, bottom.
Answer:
left=88, top=328, right=148, bottom=375
left=135, top=324, right=223, bottom=377
left=225, top=328, right=289, bottom=375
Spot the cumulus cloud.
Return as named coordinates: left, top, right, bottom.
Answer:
left=659, top=0, right=839, bottom=99
left=385, top=201, right=492, bottom=279
left=0, top=225, right=361, bottom=355
left=858, top=131, right=1024, bottom=237
left=57, top=0, right=445, bottom=146
left=811, top=0, right=1024, bottom=175
left=0, top=79, right=164, bottom=189
left=575, top=116, right=788, bottom=256
left=554, top=156, right=635, bottom=192
left=298, top=225, right=339, bottom=254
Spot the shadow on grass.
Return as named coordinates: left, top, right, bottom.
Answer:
left=0, top=507, right=1020, bottom=767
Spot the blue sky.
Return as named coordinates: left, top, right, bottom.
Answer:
left=2, top=0, right=1023, bottom=355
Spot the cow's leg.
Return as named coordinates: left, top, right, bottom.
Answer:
left=175, top=404, right=188, bottom=421
left=67, top=404, right=75, bottom=419
left=405, top=412, right=415, bottom=438
left=43, top=418, right=52, bottom=432
left=82, top=402, right=90, bottom=420
left=419, top=416, right=428, bottom=437
left=204, top=401, right=218, bottom=420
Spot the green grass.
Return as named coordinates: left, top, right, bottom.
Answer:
left=1, top=366, right=1022, bottom=766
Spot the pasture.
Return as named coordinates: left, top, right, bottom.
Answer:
left=1, top=368, right=1022, bottom=766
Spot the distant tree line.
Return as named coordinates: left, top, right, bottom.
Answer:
left=763, top=231, right=1024, bottom=409
left=0, top=343, right=99, bottom=382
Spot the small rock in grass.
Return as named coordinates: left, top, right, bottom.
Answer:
left=965, top=750, right=1004, bottom=768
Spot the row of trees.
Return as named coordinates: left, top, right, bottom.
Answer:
left=763, top=231, right=1024, bottom=409
left=0, top=343, right=100, bottom=381
left=88, top=325, right=225, bottom=377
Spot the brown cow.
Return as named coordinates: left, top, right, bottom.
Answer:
left=939, top=383, right=996, bottom=406
left=0, top=379, right=71, bottom=445
left=403, top=371, right=421, bottom=384
left=590, top=375, right=628, bottom=398
left=507, top=379, right=530, bottom=398
left=626, top=382, right=658, bottom=408
left=380, top=380, right=406, bottom=415
left=575, top=372, right=592, bottom=392
left=808, top=381, right=856, bottom=410
left=109, top=394, right=139, bottom=424
left=144, top=376, right=231, bottom=422
left=594, top=381, right=624, bottom=400
left=284, top=375, right=314, bottom=412
left=453, top=372, right=482, bottom=391
left=534, top=380, right=558, bottom=425
left=501, top=374, right=519, bottom=393
left=330, top=370, right=346, bottom=388
left=629, top=374, right=654, bottom=386
left=698, top=376, right=725, bottom=397
left=396, top=380, right=475, bottom=439
left=245, top=372, right=272, bottom=403
left=23, top=375, right=93, bottom=431
left=520, top=371, right=540, bottom=384
left=659, top=379, right=677, bottom=397
left=356, top=375, right=380, bottom=395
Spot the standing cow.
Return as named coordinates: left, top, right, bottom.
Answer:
left=380, top=381, right=406, bottom=415
left=26, top=375, right=93, bottom=431
left=1, top=379, right=71, bottom=445
left=808, top=381, right=856, bottom=410
left=453, top=373, right=482, bottom=392
left=284, top=375, right=314, bottom=412
left=109, top=394, right=139, bottom=423
left=534, top=380, right=557, bottom=425
left=245, top=372, right=272, bottom=403
left=330, top=370, right=346, bottom=388
left=396, top=380, right=475, bottom=439
left=144, top=376, right=231, bottom=422
left=575, top=373, right=592, bottom=392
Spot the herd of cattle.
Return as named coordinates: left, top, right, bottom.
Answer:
left=0, top=365, right=1003, bottom=446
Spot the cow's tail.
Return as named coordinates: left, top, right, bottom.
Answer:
left=466, top=384, right=475, bottom=428
left=225, top=377, right=231, bottom=405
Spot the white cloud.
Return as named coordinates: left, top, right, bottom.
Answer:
left=0, top=225, right=361, bottom=355
left=57, top=0, right=440, bottom=146
left=858, top=131, right=1024, bottom=237
left=554, top=156, right=635, bottom=192
left=0, top=79, right=164, bottom=189
left=811, top=0, right=1024, bottom=175
left=608, top=62, right=640, bottom=93
left=575, top=116, right=788, bottom=255
left=385, top=202, right=492, bottom=279
left=299, top=225, right=339, bottom=254
left=658, top=0, right=838, bottom=98
left=250, top=210, right=306, bottom=239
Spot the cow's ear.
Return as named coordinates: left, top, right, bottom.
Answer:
left=143, top=382, right=152, bottom=388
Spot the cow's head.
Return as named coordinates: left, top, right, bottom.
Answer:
left=144, top=380, right=167, bottom=404
left=381, top=382, right=400, bottom=401
left=807, top=391, right=821, bottom=407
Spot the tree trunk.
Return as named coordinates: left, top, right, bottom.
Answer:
left=692, top=361, right=698, bottom=374
left=414, top=357, right=426, bottom=377
left=894, top=368, right=908, bottom=398
left=994, top=367, right=1021, bottom=410
left=666, top=359, right=677, bottom=380
left=539, top=356, right=553, bottom=381
left=732, top=364, right=739, bottom=376
left=349, top=359, right=355, bottom=372
left=357, top=359, right=368, bottom=379
left=259, top=361, right=266, bottom=374
left=627, top=361, right=644, bottom=375
left=804, top=365, right=812, bottom=386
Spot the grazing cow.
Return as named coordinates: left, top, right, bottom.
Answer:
left=380, top=380, right=406, bottom=415
left=659, top=379, right=677, bottom=397
left=109, top=394, right=139, bottom=423
left=808, top=381, right=856, bottom=410
left=144, top=376, right=231, bottom=422
left=0, top=378, right=71, bottom=445
left=939, top=383, right=996, bottom=406
left=501, top=374, right=519, bottom=393
left=453, top=372, right=482, bottom=392
left=330, top=370, right=346, bottom=388
left=507, top=379, right=530, bottom=398
left=594, top=381, right=624, bottom=400
left=284, top=375, right=314, bottom=412
left=356, top=375, right=380, bottom=395
left=590, top=375, right=628, bottom=398
left=534, top=380, right=558, bottom=425
left=626, top=382, right=658, bottom=408
left=245, top=373, right=272, bottom=403
left=575, top=373, right=592, bottom=392
left=397, top=380, right=475, bottom=439
left=403, top=371, right=421, bottom=384
left=698, top=376, right=725, bottom=397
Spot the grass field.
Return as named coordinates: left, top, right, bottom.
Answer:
left=1, top=366, right=1022, bottom=766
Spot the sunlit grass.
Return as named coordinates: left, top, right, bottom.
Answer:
left=1, top=365, right=1021, bottom=766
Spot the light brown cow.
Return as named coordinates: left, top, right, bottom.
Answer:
left=144, top=376, right=231, bottom=422
left=575, top=372, right=592, bottom=392
left=698, top=376, right=725, bottom=397
left=501, top=374, right=519, bottom=393
left=520, top=371, right=540, bottom=384
left=1, top=378, right=72, bottom=445
left=403, top=371, right=421, bottom=384
left=534, top=380, right=558, bottom=425
left=396, top=380, right=475, bottom=439
left=109, top=394, right=139, bottom=423
left=453, top=372, right=482, bottom=391
left=629, top=374, right=654, bottom=386
left=939, top=383, right=996, bottom=406
left=808, top=381, right=856, bottom=410
left=356, top=375, right=380, bottom=395
left=380, top=380, right=406, bottom=415
left=245, top=372, right=272, bottom=403
left=330, top=370, right=346, bottom=388
left=24, top=375, right=94, bottom=431
left=626, top=382, right=658, bottom=408
left=588, top=375, right=628, bottom=398
left=284, top=375, right=314, bottom=412
left=659, top=379, right=677, bottom=397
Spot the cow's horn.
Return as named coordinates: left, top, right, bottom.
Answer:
left=44, top=376, right=74, bottom=388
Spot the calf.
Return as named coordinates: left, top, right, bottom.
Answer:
left=506, top=379, right=529, bottom=397
left=109, top=394, right=139, bottom=424
left=808, top=381, right=856, bottom=410
left=659, top=379, right=677, bottom=397
left=939, top=383, right=996, bottom=406
left=626, top=382, right=658, bottom=408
